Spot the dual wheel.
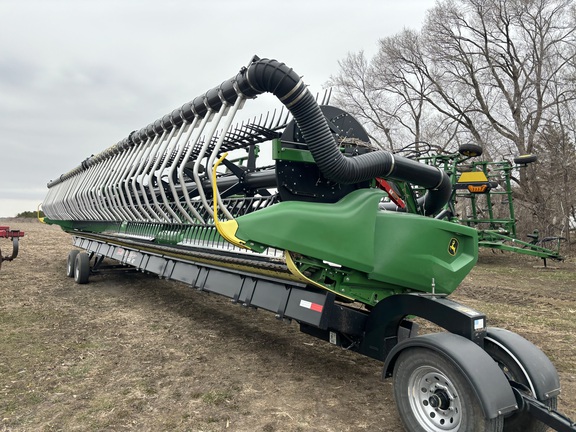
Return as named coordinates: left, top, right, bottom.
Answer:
left=393, top=343, right=555, bottom=432
left=66, top=249, right=90, bottom=284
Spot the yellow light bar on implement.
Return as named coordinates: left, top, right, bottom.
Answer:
left=458, top=171, right=489, bottom=183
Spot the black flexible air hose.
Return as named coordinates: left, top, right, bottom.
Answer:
left=238, top=58, right=451, bottom=215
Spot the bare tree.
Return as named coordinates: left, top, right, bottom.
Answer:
left=329, top=0, right=576, bottom=243
left=531, top=122, right=576, bottom=243
left=422, top=0, right=576, bottom=165
left=329, top=32, right=465, bottom=152
left=327, top=51, right=394, bottom=149
left=373, top=30, right=460, bottom=152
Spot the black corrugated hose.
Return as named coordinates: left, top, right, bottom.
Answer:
left=238, top=57, right=451, bottom=215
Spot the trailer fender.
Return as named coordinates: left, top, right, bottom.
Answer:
left=485, top=327, right=560, bottom=401
left=383, top=332, right=518, bottom=419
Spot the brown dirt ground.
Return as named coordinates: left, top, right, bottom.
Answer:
left=1, top=219, right=575, bottom=432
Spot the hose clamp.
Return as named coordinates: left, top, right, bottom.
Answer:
left=384, top=153, right=396, bottom=178
left=281, top=79, right=306, bottom=108
left=432, top=167, right=445, bottom=190
left=244, top=65, right=258, bottom=94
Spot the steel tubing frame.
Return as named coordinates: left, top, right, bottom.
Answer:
left=43, top=89, right=259, bottom=224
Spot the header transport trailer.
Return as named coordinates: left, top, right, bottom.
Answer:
left=42, top=56, right=575, bottom=432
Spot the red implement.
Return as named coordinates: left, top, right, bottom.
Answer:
left=0, top=226, right=25, bottom=238
left=0, top=226, right=24, bottom=269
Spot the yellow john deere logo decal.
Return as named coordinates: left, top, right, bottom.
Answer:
left=448, top=238, right=459, bottom=256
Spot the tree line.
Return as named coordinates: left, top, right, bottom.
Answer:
left=328, top=0, right=576, bottom=247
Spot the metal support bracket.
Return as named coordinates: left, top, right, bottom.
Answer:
left=358, top=293, right=487, bottom=361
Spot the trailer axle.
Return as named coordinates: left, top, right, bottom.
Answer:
left=512, top=384, right=576, bottom=432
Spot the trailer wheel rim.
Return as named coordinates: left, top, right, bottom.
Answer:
left=407, top=365, right=462, bottom=431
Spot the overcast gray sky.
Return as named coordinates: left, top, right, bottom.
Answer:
left=0, top=0, right=435, bottom=217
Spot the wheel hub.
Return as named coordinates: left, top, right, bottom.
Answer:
left=429, top=389, right=450, bottom=410
left=408, top=367, right=462, bottom=431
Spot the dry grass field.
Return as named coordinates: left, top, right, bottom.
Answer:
left=1, top=219, right=575, bottom=431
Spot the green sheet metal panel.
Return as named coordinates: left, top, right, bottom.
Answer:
left=370, top=211, right=477, bottom=294
left=234, top=188, right=478, bottom=295
left=235, top=189, right=380, bottom=273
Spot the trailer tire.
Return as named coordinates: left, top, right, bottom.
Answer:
left=66, top=250, right=79, bottom=277
left=393, top=347, right=503, bottom=432
left=484, top=339, right=557, bottom=432
left=74, top=252, right=90, bottom=284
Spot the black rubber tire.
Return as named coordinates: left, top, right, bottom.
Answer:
left=484, top=340, right=557, bottom=432
left=74, top=252, right=90, bottom=284
left=513, top=154, right=537, bottom=165
left=66, top=250, right=80, bottom=278
left=393, top=347, right=503, bottom=432
left=458, top=143, right=483, bottom=158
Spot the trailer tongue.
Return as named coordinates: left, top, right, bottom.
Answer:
left=42, top=56, right=575, bottom=432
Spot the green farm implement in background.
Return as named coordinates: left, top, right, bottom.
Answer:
left=412, top=144, right=564, bottom=265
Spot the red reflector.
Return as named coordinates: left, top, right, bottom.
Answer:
left=299, top=299, right=323, bottom=313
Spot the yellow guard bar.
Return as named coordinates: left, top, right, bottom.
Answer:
left=212, top=153, right=250, bottom=250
